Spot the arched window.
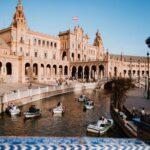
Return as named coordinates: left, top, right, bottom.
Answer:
left=62, top=52, right=67, bottom=60
left=43, top=40, right=45, bottom=47
left=34, top=39, right=36, bottom=45
left=53, top=65, right=57, bottom=75
left=41, top=64, right=44, bottom=76
left=72, top=53, right=74, bottom=61
left=54, top=43, right=57, bottom=48
left=33, top=63, right=38, bottom=76
left=38, top=40, right=41, bottom=46
left=51, top=42, right=53, bottom=47
left=25, top=63, right=30, bottom=76
left=20, top=37, right=24, bottom=43
left=47, top=41, right=49, bottom=47
left=6, top=62, right=12, bottom=75
left=59, top=65, right=63, bottom=75
left=78, top=54, right=80, bottom=61
left=46, top=64, right=51, bottom=76
left=64, top=66, right=68, bottom=75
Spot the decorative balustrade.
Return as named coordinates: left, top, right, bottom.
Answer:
left=1, top=83, right=96, bottom=104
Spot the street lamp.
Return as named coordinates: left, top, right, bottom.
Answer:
left=130, top=57, right=132, bottom=79
left=138, top=59, right=140, bottom=84
left=146, top=37, right=150, bottom=48
left=146, top=37, right=150, bottom=99
left=147, top=52, right=150, bottom=99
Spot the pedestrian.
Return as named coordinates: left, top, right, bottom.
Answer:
left=141, top=108, right=146, bottom=116
left=140, top=108, right=146, bottom=121
left=132, top=106, right=136, bottom=116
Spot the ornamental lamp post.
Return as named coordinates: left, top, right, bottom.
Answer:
left=146, top=37, right=150, bottom=48
left=138, top=59, right=140, bottom=84
left=147, top=52, right=150, bottom=99
left=130, top=57, right=132, bottom=80
left=146, top=37, right=150, bottom=99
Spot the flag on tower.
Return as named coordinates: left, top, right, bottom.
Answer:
left=72, top=16, right=78, bottom=21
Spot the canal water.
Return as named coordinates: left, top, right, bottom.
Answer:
left=0, top=89, right=126, bottom=137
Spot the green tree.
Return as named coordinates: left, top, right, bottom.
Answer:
left=111, top=78, right=132, bottom=111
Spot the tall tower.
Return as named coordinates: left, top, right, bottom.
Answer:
left=11, top=0, right=27, bottom=28
left=93, top=30, right=103, bottom=49
left=93, top=30, right=104, bottom=60
left=10, top=0, right=28, bottom=57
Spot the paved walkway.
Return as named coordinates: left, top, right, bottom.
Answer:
left=0, top=80, right=78, bottom=95
left=0, top=83, right=44, bottom=95
left=125, top=88, right=150, bottom=114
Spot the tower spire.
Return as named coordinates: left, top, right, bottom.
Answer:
left=18, top=0, right=22, bottom=6
left=11, top=0, right=27, bottom=28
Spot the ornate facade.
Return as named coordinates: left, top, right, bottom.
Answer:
left=0, top=0, right=148, bottom=84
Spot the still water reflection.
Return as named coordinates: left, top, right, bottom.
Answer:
left=0, top=89, right=126, bottom=137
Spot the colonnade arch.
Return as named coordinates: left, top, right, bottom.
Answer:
left=46, top=64, right=51, bottom=76
left=72, top=66, right=76, bottom=78
left=99, top=65, right=104, bottom=79
left=91, top=65, right=96, bottom=80
left=59, top=65, right=63, bottom=76
left=78, top=66, right=83, bottom=79
left=53, top=65, right=57, bottom=75
left=84, top=66, right=89, bottom=81
left=122, top=69, right=146, bottom=78
left=25, top=63, right=30, bottom=76
left=33, top=63, right=38, bottom=76
left=41, top=64, right=44, bottom=76
left=71, top=64, right=105, bottom=81
left=24, top=62, right=69, bottom=82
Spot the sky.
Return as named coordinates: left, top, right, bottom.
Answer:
left=0, top=0, right=150, bottom=56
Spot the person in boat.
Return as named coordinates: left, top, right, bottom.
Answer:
left=8, top=103, right=15, bottom=110
left=102, top=116, right=108, bottom=124
left=29, top=105, right=38, bottom=113
left=97, top=116, right=103, bottom=127
left=97, top=116, right=107, bottom=127
left=80, top=95, right=83, bottom=98
left=89, top=100, right=94, bottom=106
left=57, top=102, right=63, bottom=109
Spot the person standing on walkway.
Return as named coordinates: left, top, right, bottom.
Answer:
left=141, top=108, right=146, bottom=116
left=132, top=106, right=136, bottom=116
left=140, top=108, right=146, bottom=121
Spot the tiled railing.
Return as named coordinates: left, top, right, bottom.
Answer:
left=0, top=137, right=149, bottom=149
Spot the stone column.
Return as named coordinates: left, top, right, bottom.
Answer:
left=76, top=71, right=78, bottom=80
left=89, top=68, right=91, bottom=81
left=44, top=65, right=47, bottom=82
left=61, top=67, right=63, bottom=78
left=38, top=64, right=41, bottom=83
left=82, top=70, right=84, bottom=81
